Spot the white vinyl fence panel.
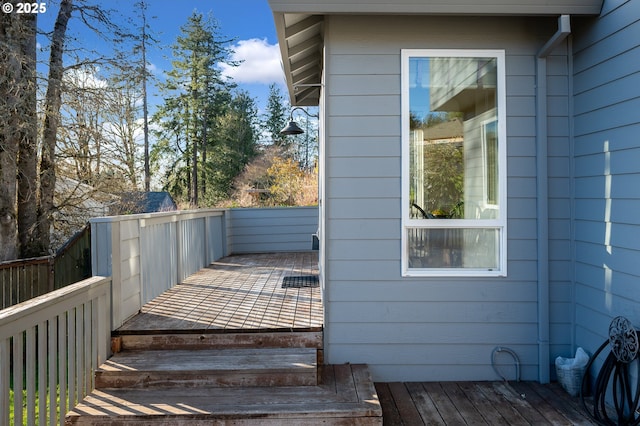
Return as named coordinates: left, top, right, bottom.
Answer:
left=91, top=207, right=316, bottom=328
left=91, top=209, right=227, bottom=328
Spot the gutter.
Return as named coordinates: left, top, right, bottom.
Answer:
left=535, top=14, right=571, bottom=384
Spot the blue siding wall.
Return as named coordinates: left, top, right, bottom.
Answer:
left=572, top=0, right=640, bottom=364
left=227, top=207, right=318, bottom=253
left=323, top=14, right=573, bottom=381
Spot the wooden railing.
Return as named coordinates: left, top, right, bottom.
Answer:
left=0, top=275, right=111, bottom=426
left=0, top=257, right=54, bottom=310
left=54, top=225, right=91, bottom=289
left=1, top=226, right=92, bottom=310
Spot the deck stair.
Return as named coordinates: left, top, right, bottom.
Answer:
left=94, top=347, right=319, bottom=388
left=65, top=331, right=382, bottom=425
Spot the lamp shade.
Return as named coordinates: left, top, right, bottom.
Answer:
left=280, top=120, right=305, bottom=135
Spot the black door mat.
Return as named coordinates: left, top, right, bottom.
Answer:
left=282, top=275, right=319, bottom=288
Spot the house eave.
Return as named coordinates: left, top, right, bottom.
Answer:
left=269, top=1, right=603, bottom=106
left=272, top=11, right=324, bottom=106
left=268, top=1, right=603, bottom=16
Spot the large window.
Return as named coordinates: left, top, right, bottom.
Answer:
left=401, top=50, right=507, bottom=277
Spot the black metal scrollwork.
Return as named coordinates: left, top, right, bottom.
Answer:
left=609, top=316, right=640, bottom=363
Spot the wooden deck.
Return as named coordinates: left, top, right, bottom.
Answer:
left=69, top=252, right=599, bottom=425
left=118, top=251, right=323, bottom=333
left=66, top=252, right=382, bottom=424
left=376, top=380, right=597, bottom=425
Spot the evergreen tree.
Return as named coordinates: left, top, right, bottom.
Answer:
left=264, top=83, right=289, bottom=148
left=209, top=90, right=259, bottom=201
left=153, top=12, right=230, bottom=206
left=152, top=12, right=258, bottom=207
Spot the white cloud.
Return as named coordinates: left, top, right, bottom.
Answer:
left=146, top=62, right=158, bottom=74
left=64, top=67, right=107, bottom=89
left=220, top=38, right=285, bottom=85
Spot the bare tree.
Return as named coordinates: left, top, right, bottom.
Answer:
left=0, top=9, right=20, bottom=260
left=101, top=72, right=144, bottom=190
left=0, top=9, right=38, bottom=260
left=137, top=0, right=152, bottom=192
left=57, top=66, right=106, bottom=185
left=39, top=0, right=73, bottom=253
left=1, top=0, right=143, bottom=258
left=15, top=14, right=38, bottom=257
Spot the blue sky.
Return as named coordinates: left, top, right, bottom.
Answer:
left=40, top=0, right=286, bottom=113
left=139, top=0, right=286, bottom=112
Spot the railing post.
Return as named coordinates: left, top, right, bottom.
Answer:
left=205, top=216, right=211, bottom=265
left=0, top=339, right=8, bottom=424
left=48, top=255, right=55, bottom=292
left=222, top=209, right=228, bottom=258
left=176, top=217, right=182, bottom=284
left=111, top=221, right=122, bottom=329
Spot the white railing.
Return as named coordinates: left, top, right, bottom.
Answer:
left=90, top=209, right=227, bottom=328
left=0, top=276, right=111, bottom=426
left=90, top=207, right=319, bottom=328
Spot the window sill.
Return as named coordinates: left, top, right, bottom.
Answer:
left=403, top=268, right=506, bottom=278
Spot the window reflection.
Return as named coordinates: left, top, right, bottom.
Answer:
left=409, top=56, right=498, bottom=220
left=404, top=52, right=505, bottom=273
left=407, top=228, right=499, bottom=269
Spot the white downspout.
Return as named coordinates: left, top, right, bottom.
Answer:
left=536, top=14, right=571, bottom=384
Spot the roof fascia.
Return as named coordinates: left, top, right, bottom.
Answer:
left=268, top=1, right=603, bottom=16
left=269, top=1, right=604, bottom=105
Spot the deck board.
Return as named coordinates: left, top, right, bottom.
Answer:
left=117, top=252, right=322, bottom=333
left=440, top=382, right=487, bottom=425
left=423, top=382, right=468, bottom=425
left=375, top=383, right=404, bottom=425
left=457, top=382, right=509, bottom=425
left=509, top=381, right=572, bottom=424
left=387, top=382, right=425, bottom=425
left=377, top=381, right=598, bottom=425
left=67, top=365, right=382, bottom=424
left=405, top=382, right=446, bottom=425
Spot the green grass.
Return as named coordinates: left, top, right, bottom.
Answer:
left=9, top=386, right=62, bottom=425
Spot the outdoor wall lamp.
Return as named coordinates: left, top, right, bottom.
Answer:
left=280, top=107, right=319, bottom=135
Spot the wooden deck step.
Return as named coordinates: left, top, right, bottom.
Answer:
left=114, top=330, right=323, bottom=351
left=95, top=347, right=318, bottom=389
left=67, top=364, right=383, bottom=425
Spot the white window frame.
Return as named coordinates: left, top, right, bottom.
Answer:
left=481, top=118, right=499, bottom=209
left=401, top=49, right=507, bottom=277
